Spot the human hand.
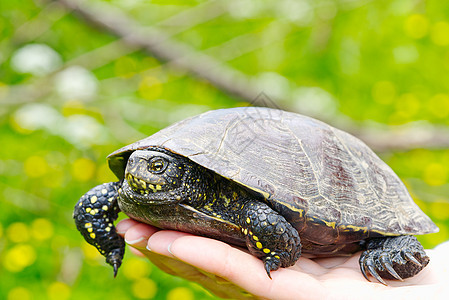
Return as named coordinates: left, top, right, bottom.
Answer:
left=116, top=218, right=448, bottom=300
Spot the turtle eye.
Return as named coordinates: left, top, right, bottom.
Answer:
left=148, top=157, right=168, bottom=174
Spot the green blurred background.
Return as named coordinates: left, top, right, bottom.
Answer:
left=1, top=0, right=449, bottom=299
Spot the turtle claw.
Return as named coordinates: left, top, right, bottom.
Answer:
left=113, top=263, right=119, bottom=278
left=360, top=236, right=429, bottom=284
left=263, top=256, right=281, bottom=279
left=360, top=261, right=369, bottom=281
left=402, top=250, right=422, bottom=267
left=368, top=265, right=387, bottom=285
left=106, top=248, right=124, bottom=277
left=360, top=254, right=387, bottom=285
left=380, top=253, right=403, bottom=281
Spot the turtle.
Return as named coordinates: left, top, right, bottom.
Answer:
left=74, top=107, right=438, bottom=285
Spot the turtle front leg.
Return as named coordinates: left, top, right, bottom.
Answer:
left=239, top=201, right=301, bottom=278
left=359, top=235, right=429, bottom=285
left=73, top=182, right=125, bottom=277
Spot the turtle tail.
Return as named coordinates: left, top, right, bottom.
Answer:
left=73, top=182, right=125, bottom=277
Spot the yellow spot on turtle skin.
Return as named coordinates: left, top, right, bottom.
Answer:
left=275, top=255, right=280, bottom=259
left=90, top=233, right=96, bottom=239
left=102, top=205, right=108, bottom=211
left=79, top=202, right=82, bottom=206
left=155, top=185, right=162, bottom=190
left=101, top=189, right=108, bottom=195
left=263, top=248, right=271, bottom=254
left=105, top=227, right=111, bottom=232
left=175, top=196, right=181, bottom=201
left=108, top=197, right=114, bottom=202
left=90, top=196, right=97, bottom=204
left=87, top=228, right=93, bottom=233
left=85, top=207, right=91, bottom=213
left=256, top=242, right=263, bottom=249
left=246, top=217, right=251, bottom=224
left=243, top=229, right=248, bottom=235
left=90, top=209, right=97, bottom=215
left=108, top=223, right=113, bottom=227
left=252, top=235, right=259, bottom=241
left=85, top=223, right=92, bottom=228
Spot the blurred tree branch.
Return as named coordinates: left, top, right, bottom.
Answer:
left=53, top=0, right=449, bottom=152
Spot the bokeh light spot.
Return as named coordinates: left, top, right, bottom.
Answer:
left=115, top=56, right=137, bottom=78
left=123, top=257, right=151, bottom=280
left=24, top=155, right=49, bottom=178
left=31, top=218, right=54, bottom=241
left=431, top=21, right=449, bottom=46
left=61, top=100, right=86, bottom=117
left=47, top=282, right=71, bottom=300
left=372, top=81, right=396, bottom=105
left=3, top=244, right=37, bottom=272
left=7, top=287, right=32, bottom=300
left=6, top=222, right=30, bottom=243
left=423, top=163, right=448, bottom=186
left=138, top=76, right=163, bottom=100
left=10, top=43, right=62, bottom=76
left=55, top=66, right=98, bottom=100
left=72, top=158, right=96, bottom=181
left=404, top=14, right=429, bottom=39
left=131, top=278, right=157, bottom=299
left=81, top=241, right=102, bottom=261
left=166, top=287, right=194, bottom=300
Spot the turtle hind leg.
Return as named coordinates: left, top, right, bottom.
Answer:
left=73, top=182, right=125, bottom=277
left=359, top=235, right=429, bottom=285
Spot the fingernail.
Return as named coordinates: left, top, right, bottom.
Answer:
left=146, top=244, right=152, bottom=252
left=125, top=237, right=145, bottom=245
left=117, top=229, right=127, bottom=235
left=167, top=243, right=174, bottom=256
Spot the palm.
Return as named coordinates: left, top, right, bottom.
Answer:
left=117, top=219, right=447, bottom=300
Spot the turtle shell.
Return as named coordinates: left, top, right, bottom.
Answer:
left=108, top=107, right=438, bottom=239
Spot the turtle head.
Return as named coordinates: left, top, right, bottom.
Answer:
left=120, top=148, right=201, bottom=204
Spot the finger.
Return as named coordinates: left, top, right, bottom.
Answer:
left=165, top=234, right=325, bottom=299
left=147, top=230, right=192, bottom=257
left=116, top=218, right=141, bottom=236
left=123, top=222, right=158, bottom=249
left=147, top=231, right=255, bottom=299
left=311, top=255, right=356, bottom=269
